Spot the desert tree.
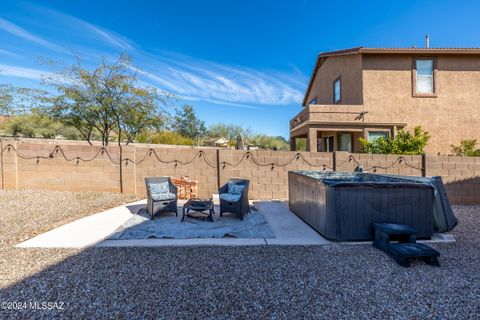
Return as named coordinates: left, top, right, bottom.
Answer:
left=0, top=84, right=46, bottom=116
left=42, top=54, right=171, bottom=146
left=172, top=104, right=207, bottom=145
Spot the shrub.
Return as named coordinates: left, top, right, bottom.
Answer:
left=295, top=138, right=307, bottom=151
left=136, top=131, right=194, bottom=145
left=450, top=139, right=480, bottom=157
left=359, top=126, right=430, bottom=155
left=0, top=113, right=83, bottom=140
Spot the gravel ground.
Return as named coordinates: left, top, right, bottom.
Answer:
left=0, top=190, right=479, bottom=319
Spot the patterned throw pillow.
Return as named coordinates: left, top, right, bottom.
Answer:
left=150, top=182, right=170, bottom=195
left=220, top=193, right=241, bottom=202
left=151, top=192, right=176, bottom=201
left=228, top=182, right=246, bottom=194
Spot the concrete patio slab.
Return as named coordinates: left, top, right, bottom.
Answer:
left=16, top=199, right=330, bottom=248
left=256, top=201, right=329, bottom=245
left=97, top=238, right=268, bottom=247
left=16, top=198, right=453, bottom=248
left=16, top=199, right=144, bottom=248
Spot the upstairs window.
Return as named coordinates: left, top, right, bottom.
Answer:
left=414, top=58, right=436, bottom=95
left=333, top=77, right=341, bottom=104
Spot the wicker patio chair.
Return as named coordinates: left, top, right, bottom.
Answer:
left=145, top=177, right=178, bottom=219
left=219, top=178, right=250, bottom=220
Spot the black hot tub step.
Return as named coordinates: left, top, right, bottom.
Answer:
left=373, top=223, right=418, bottom=252
left=388, top=243, right=440, bottom=267
left=373, top=223, right=417, bottom=235
left=372, top=223, right=441, bottom=267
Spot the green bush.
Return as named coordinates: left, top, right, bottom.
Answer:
left=450, top=139, right=480, bottom=157
left=295, top=138, right=307, bottom=151
left=359, top=126, right=430, bottom=155
left=136, top=131, right=194, bottom=145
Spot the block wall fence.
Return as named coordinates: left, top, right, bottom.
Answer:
left=1, top=138, right=479, bottom=204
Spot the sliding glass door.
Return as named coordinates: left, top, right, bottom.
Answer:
left=338, top=133, right=352, bottom=152
left=324, top=136, right=334, bottom=152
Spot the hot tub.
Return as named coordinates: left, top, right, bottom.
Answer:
left=288, top=171, right=457, bottom=241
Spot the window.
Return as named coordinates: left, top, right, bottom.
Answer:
left=338, top=133, right=352, bottom=152
left=414, top=59, right=435, bottom=95
left=333, top=77, right=341, bottom=104
left=308, top=97, right=318, bottom=105
left=368, top=131, right=389, bottom=142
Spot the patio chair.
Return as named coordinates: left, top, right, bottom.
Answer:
left=145, top=177, right=178, bottom=219
left=219, top=178, right=250, bottom=220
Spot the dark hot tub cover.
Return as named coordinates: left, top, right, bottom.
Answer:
left=294, top=171, right=457, bottom=234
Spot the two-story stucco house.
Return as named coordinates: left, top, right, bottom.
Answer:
left=289, top=46, right=480, bottom=154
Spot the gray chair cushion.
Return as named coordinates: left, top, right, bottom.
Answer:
left=220, top=193, right=241, bottom=202
left=150, top=182, right=170, bottom=194
left=228, top=183, right=246, bottom=195
left=151, top=192, right=176, bottom=201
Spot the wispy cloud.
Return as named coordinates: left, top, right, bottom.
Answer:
left=180, top=95, right=264, bottom=110
left=26, top=4, right=134, bottom=51
left=135, top=53, right=305, bottom=106
left=0, top=18, right=67, bottom=54
left=86, top=24, right=133, bottom=51
left=0, top=48, right=21, bottom=58
left=0, top=64, right=50, bottom=81
left=1, top=4, right=306, bottom=107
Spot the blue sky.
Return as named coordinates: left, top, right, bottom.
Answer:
left=1, top=0, right=480, bottom=138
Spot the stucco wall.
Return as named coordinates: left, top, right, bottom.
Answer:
left=305, top=55, right=363, bottom=105
left=362, top=54, right=480, bottom=154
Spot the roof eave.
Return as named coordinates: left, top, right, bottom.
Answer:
left=359, top=48, right=480, bottom=55
left=302, top=47, right=363, bottom=106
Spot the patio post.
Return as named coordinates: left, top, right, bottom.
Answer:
left=333, top=151, right=337, bottom=171
left=0, top=138, right=3, bottom=190
left=216, top=148, right=221, bottom=190
left=421, top=154, right=427, bottom=177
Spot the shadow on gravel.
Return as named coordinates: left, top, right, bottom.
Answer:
left=2, top=238, right=479, bottom=319
left=1, top=205, right=479, bottom=319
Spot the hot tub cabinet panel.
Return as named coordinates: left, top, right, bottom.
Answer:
left=288, top=171, right=435, bottom=241
left=289, top=172, right=328, bottom=236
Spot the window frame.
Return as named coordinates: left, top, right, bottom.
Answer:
left=333, top=76, right=342, bottom=104
left=412, top=57, right=437, bottom=98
